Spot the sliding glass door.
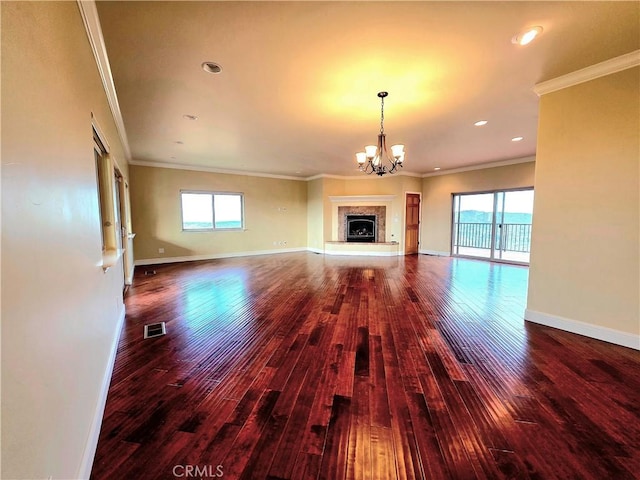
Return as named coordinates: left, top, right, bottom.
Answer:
left=452, top=188, right=533, bottom=264
left=452, top=193, right=495, bottom=259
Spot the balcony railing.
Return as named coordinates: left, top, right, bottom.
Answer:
left=454, top=223, right=532, bottom=253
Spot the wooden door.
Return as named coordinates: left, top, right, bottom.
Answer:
left=405, top=193, right=420, bottom=254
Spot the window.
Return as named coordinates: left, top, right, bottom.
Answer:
left=93, top=125, right=116, bottom=251
left=181, top=191, right=244, bottom=231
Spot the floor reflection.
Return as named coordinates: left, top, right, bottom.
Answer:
left=439, top=257, right=532, bottom=370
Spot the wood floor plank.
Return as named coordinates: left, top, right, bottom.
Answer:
left=319, top=395, right=352, bottom=480
left=90, top=253, right=640, bottom=480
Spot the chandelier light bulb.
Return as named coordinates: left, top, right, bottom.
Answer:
left=356, top=152, right=367, bottom=165
left=391, top=144, right=405, bottom=158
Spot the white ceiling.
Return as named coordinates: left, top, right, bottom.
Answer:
left=95, top=1, right=639, bottom=178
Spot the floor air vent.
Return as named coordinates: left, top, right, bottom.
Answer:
left=144, top=322, right=166, bottom=339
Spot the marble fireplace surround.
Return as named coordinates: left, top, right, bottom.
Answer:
left=338, top=206, right=386, bottom=242
left=329, top=195, right=396, bottom=243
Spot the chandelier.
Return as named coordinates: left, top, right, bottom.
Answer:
left=356, top=91, right=405, bottom=176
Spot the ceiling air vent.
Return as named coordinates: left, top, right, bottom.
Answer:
left=144, top=322, right=166, bottom=339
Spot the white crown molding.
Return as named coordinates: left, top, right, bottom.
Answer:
left=306, top=171, right=422, bottom=181
left=77, top=0, right=132, bottom=161
left=130, top=160, right=425, bottom=182
left=129, top=160, right=305, bottom=181
left=534, top=50, right=640, bottom=97
left=328, top=195, right=396, bottom=203
left=132, top=157, right=533, bottom=182
left=422, top=156, right=536, bottom=177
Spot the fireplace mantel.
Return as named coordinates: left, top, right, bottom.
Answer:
left=326, top=194, right=399, bottom=256
left=329, top=195, right=396, bottom=203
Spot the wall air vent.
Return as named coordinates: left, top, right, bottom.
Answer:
left=144, top=322, right=166, bottom=339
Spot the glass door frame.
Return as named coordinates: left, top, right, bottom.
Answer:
left=451, top=186, right=534, bottom=265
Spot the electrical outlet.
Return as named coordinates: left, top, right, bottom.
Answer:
left=158, top=248, right=165, bottom=254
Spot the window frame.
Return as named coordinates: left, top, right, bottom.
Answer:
left=93, top=124, right=115, bottom=252
left=93, top=140, right=107, bottom=251
left=180, top=190, right=245, bottom=232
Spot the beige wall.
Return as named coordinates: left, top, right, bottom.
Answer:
left=130, top=165, right=308, bottom=260
left=2, top=2, right=130, bottom=478
left=527, top=67, right=639, bottom=343
left=322, top=177, right=347, bottom=243
left=420, top=161, right=536, bottom=254
left=306, top=178, right=324, bottom=251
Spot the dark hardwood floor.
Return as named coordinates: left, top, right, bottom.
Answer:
left=90, top=253, right=640, bottom=480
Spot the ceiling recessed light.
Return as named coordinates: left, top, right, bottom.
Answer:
left=511, top=136, right=524, bottom=142
left=434, top=167, right=441, bottom=171
left=202, top=62, right=222, bottom=74
left=512, top=26, right=543, bottom=46
left=474, top=120, right=488, bottom=126
left=183, top=114, right=198, bottom=121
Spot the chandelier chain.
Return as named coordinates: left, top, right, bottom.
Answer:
left=380, top=95, right=385, bottom=135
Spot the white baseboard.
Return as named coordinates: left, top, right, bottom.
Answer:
left=324, top=250, right=399, bottom=257
left=525, top=309, right=639, bottom=350
left=419, top=249, right=450, bottom=256
left=135, top=247, right=308, bottom=266
left=126, top=266, right=135, bottom=285
left=77, top=305, right=126, bottom=479
left=307, top=247, right=324, bottom=254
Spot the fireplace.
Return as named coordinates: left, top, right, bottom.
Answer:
left=346, top=215, right=376, bottom=242
left=338, top=206, right=386, bottom=243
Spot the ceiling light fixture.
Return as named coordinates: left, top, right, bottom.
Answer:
left=356, top=92, right=405, bottom=176
left=512, top=136, right=524, bottom=142
left=474, top=120, right=488, bottom=126
left=202, top=62, right=222, bottom=74
left=512, top=26, right=543, bottom=46
left=434, top=167, right=441, bottom=171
